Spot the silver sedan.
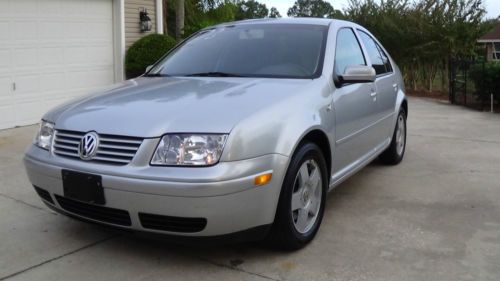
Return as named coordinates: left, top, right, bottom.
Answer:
left=24, top=18, right=407, bottom=249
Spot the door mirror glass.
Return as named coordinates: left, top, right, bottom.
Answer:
left=339, top=65, right=376, bottom=84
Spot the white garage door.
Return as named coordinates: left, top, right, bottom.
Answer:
left=0, top=0, right=115, bottom=130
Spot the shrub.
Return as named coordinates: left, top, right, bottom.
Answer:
left=125, top=34, right=177, bottom=79
left=469, top=62, right=500, bottom=105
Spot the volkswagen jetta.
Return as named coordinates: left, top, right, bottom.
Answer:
left=24, top=18, right=407, bottom=249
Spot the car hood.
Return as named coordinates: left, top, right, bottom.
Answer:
left=47, top=76, right=313, bottom=137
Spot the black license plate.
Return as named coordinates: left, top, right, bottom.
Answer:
left=62, top=170, right=105, bottom=205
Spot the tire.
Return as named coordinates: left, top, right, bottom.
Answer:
left=379, top=108, right=407, bottom=165
left=268, top=142, right=328, bottom=250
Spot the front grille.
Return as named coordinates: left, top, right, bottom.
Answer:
left=139, top=212, right=207, bottom=233
left=56, top=195, right=132, bottom=226
left=33, top=186, right=54, bottom=204
left=53, top=129, right=143, bottom=165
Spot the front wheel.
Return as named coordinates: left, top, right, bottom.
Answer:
left=269, top=142, right=328, bottom=250
left=379, top=108, right=407, bottom=165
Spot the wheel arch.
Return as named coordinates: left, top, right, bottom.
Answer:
left=290, top=128, right=332, bottom=184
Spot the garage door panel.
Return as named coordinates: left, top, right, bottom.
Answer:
left=13, top=49, right=38, bottom=68
left=38, top=0, right=62, bottom=15
left=0, top=21, right=8, bottom=42
left=15, top=101, right=50, bottom=126
left=0, top=50, right=10, bottom=70
left=13, top=74, right=40, bottom=95
left=63, top=22, right=89, bottom=40
left=13, top=21, right=38, bottom=41
left=64, top=46, right=88, bottom=64
left=39, top=73, right=65, bottom=92
left=0, top=104, right=16, bottom=129
left=39, top=22, right=64, bottom=40
left=0, top=77, right=13, bottom=96
left=88, top=46, right=114, bottom=64
left=39, top=48, right=64, bottom=66
left=62, top=0, right=87, bottom=16
left=8, top=0, right=38, bottom=14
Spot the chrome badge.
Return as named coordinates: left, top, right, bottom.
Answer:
left=79, top=132, right=99, bottom=160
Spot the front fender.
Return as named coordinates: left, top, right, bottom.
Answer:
left=221, top=81, right=334, bottom=162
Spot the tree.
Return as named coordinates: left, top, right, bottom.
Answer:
left=175, top=0, right=185, bottom=39
left=269, top=7, right=282, bottom=18
left=345, top=0, right=487, bottom=92
left=235, top=0, right=269, bottom=20
left=287, top=0, right=336, bottom=18
left=163, top=0, right=168, bottom=35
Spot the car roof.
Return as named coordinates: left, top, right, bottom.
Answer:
left=213, top=17, right=338, bottom=27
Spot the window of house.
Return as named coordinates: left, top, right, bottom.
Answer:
left=493, top=43, right=500, bottom=60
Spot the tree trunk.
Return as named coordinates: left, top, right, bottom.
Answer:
left=163, top=0, right=168, bottom=36
left=175, top=0, right=184, bottom=40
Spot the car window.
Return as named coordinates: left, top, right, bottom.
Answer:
left=149, top=24, right=328, bottom=79
left=376, top=43, right=393, bottom=73
left=334, top=28, right=366, bottom=75
left=358, top=30, right=389, bottom=75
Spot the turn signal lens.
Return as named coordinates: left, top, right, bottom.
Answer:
left=254, top=173, right=272, bottom=186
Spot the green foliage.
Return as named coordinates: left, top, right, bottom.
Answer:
left=235, top=0, right=269, bottom=20
left=345, top=0, right=488, bottom=91
left=168, top=0, right=236, bottom=37
left=287, top=0, right=336, bottom=18
left=469, top=62, right=500, bottom=103
left=269, top=7, right=282, bottom=18
left=161, top=0, right=490, bottom=93
left=125, top=34, right=177, bottom=79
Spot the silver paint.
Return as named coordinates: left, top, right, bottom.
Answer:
left=25, top=18, right=407, bottom=236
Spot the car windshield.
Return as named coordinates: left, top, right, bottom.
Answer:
left=148, top=24, right=328, bottom=79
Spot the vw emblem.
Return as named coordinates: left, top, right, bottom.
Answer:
left=79, top=132, right=99, bottom=160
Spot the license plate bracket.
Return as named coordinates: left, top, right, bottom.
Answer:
left=62, top=170, right=105, bottom=205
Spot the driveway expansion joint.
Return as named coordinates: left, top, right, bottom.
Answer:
left=0, top=235, right=119, bottom=281
left=0, top=192, right=51, bottom=214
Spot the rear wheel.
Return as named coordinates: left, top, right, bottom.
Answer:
left=379, top=108, right=406, bottom=165
left=269, top=142, right=327, bottom=250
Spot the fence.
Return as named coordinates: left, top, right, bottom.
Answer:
left=449, top=58, right=498, bottom=112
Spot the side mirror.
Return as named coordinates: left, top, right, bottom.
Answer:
left=145, top=65, right=154, bottom=73
left=337, top=65, right=376, bottom=85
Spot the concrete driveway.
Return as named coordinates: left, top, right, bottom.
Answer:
left=1, top=97, right=500, bottom=281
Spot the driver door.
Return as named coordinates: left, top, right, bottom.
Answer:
left=331, top=28, right=379, bottom=179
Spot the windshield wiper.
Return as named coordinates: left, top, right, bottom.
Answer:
left=184, top=72, right=245, bottom=77
left=143, top=73, right=170, bottom=77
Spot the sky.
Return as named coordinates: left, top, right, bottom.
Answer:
left=265, top=0, right=500, bottom=19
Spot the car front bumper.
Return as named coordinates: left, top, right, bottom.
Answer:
left=24, top=145, right=289, bottom=237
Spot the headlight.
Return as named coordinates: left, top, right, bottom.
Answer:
left=35, top=121, right=55, bottom=150
left=151, top=134, right=228, bottom=166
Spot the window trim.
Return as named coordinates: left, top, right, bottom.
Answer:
left=333, top=27, right=367, bottom=77
left=493, top=42, right=500, bottom=61
left=356, top=29, right=394, bottom=77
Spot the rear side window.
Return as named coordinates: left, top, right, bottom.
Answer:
left=376, top=44, right=393, bottom=73
left=334, top=28, right=366, bottom=75
left=358, top=30, right=392, bottom=75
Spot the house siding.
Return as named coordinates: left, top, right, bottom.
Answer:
left=124, top=0, right=157, bottom=49
left=486, top=44, right=493, bottom=62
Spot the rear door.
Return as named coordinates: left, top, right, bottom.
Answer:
left=357, top=30, right=398, bottom=143
left=331, top=28, right=379, bottom=175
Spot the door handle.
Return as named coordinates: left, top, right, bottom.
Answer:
left=370, top=90, right=377, bottom=102
left=393, top=83, right=398, bottom=92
